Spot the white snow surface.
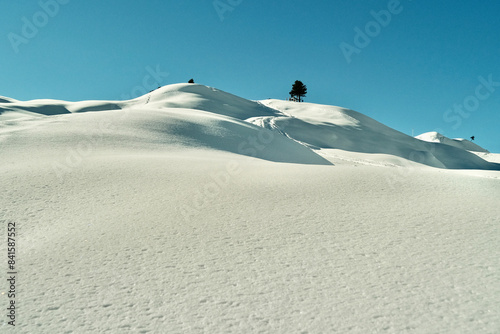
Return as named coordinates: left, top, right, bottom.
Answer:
left=0, top=96, right=17, bottom=104
left=415, top=131, right=489, bottom=153
left=1, top=84, right=499, bottom=333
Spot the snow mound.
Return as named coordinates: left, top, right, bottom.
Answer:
left=0, top=96, right=17, bottom=103
left=255, top=100, right=499, bottom=170
left=416, top=131, right=489, bottom=153
left=141, top=83, right=282, bottom=120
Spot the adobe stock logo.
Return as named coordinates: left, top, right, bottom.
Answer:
left=120, top=65, right=170, bottom=100
left=340, top=0, right=411, bottom=64
left=213, top=0, right=242, bottom=22
left=8, top=0, right=70, bottom=54
left=443, top=75, right=500, bottom=130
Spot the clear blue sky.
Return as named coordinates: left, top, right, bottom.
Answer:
left=2, top=0, right=499, bottom=152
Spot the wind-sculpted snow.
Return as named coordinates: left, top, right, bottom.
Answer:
left=416, top=131, right=489, bottom=153
left=143, top=83, right=282, bottom=120
left=0, top=99, right=122, bottom=116
left=258, top=100, right=500, bottom=170
left=0, top=96, right=17, bottom=103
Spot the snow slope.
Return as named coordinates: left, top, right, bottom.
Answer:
left=1, top=84, right=499, bottom=333
left=472, top=152, right=500, bottom=164
left=255, top=100, right=500, bottom=170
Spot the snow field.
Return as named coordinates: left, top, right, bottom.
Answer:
left=1, top=83, right=499, bottom=332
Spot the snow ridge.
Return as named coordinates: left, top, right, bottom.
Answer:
left=1, top=83, right=499, bottom=170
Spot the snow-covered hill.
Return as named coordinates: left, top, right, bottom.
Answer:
left=1, top=84, right=499, bottom=170
left=416, top=131, right=489, bottom=153
left=1, top=84, right=499, bottom=333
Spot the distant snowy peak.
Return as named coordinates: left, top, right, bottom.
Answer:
left=416, top=132, right=489, bottom=153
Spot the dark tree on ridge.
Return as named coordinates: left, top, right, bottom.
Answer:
left=289, top=80, right=307, bottom=102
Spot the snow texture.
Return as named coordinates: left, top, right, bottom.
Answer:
left=1, top=84, right=499, bottom=333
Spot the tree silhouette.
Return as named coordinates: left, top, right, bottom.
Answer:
left=289, top=80, right=307, bottom=102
